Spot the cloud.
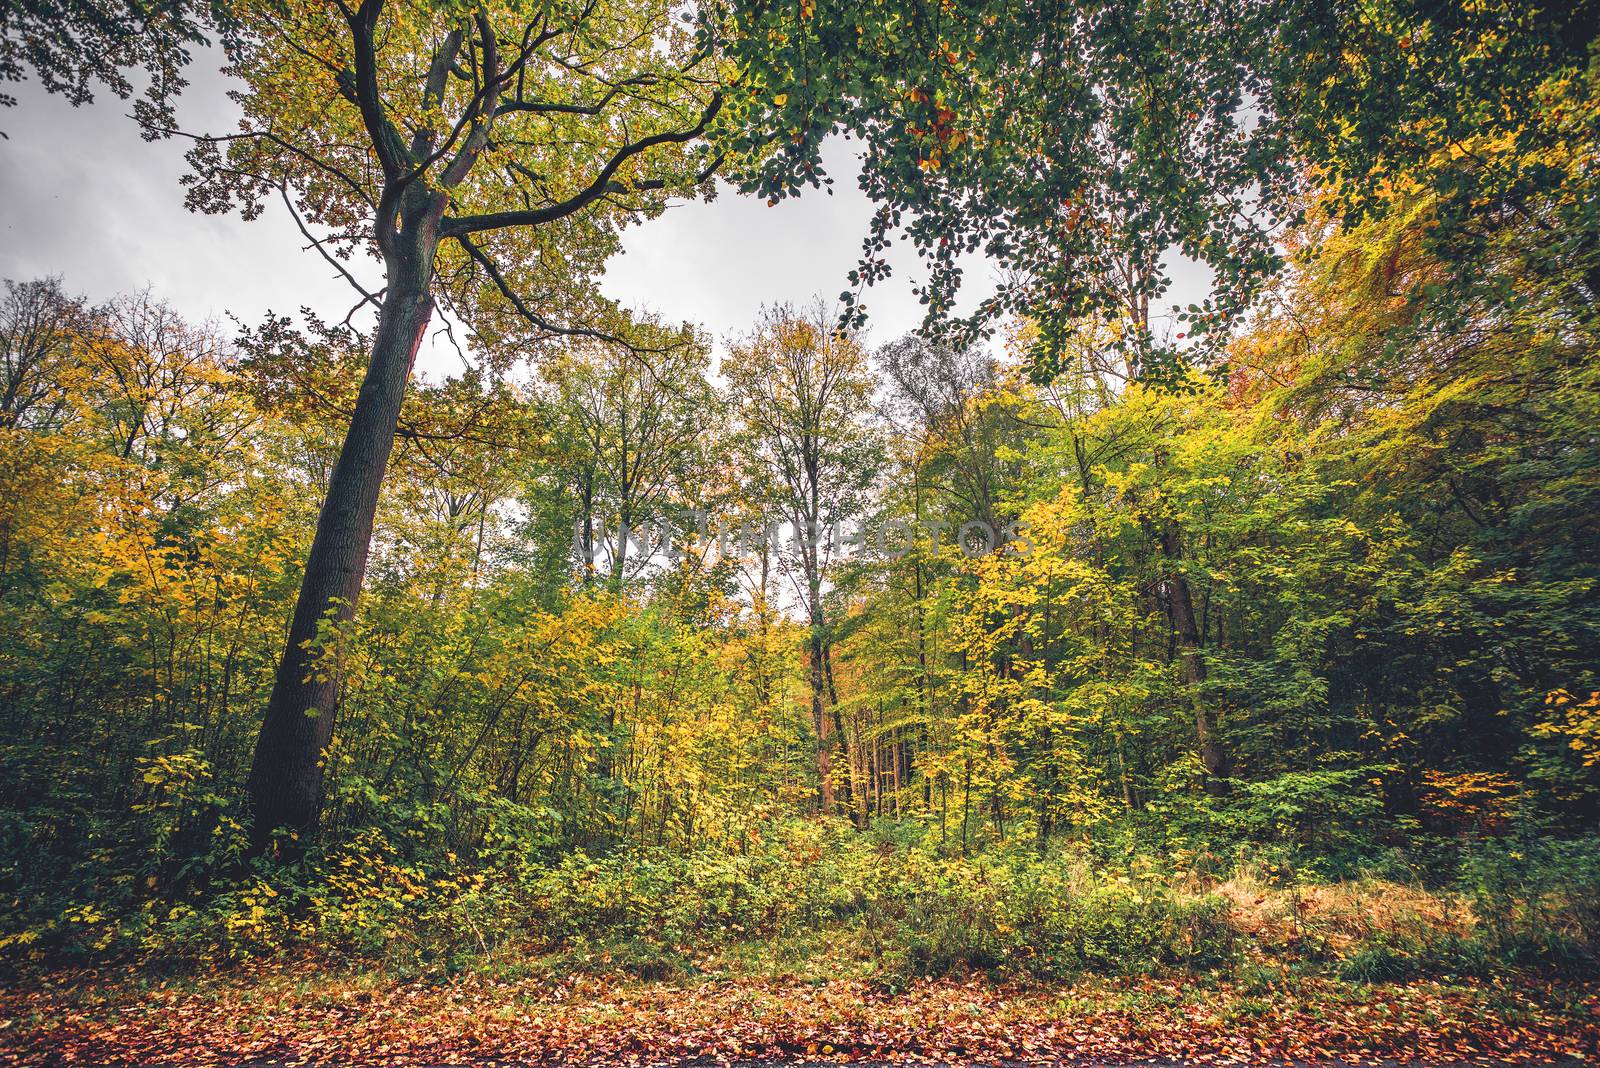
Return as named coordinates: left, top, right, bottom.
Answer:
left=2, top=73, right=1209, bottom=379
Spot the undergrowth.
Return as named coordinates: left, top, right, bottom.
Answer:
left=4, top=815, right=1597, bottom=986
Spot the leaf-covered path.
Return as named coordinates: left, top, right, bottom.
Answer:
left=3, top=967, right=1596, bottom=1067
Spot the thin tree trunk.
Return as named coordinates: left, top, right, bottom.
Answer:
left=822, top=642, right=857, bottom=823
left=960, top=756, right=971, bottom=855
left=1159, top=524, right=1230, bottom=787
left=809, top=613, right=835, bottom=815
left=890, top=724, right=902, bottom=817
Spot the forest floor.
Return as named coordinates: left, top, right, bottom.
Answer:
left=1, top=961, right=1597, bottom=1067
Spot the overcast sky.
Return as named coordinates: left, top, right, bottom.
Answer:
left=0, top=67, right=1207, bottom=380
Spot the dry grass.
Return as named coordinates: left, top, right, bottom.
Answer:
left=1204, top=872, right=1475, bottom=959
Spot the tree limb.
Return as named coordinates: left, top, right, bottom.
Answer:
left=442, top=94, right=721, bottom=237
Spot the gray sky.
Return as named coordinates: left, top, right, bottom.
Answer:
left=0, top=68, right=1207, bottom=378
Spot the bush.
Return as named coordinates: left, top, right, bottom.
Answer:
left=1339, top=940, right=1418, bottom=983
left=1460, top=836, right=1600, bottom=976
left=7, top=798, right=1598, bottom=988
left=850, top=848, right=1235, bottom=981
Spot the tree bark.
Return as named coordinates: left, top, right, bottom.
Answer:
left=822, top=641, right=857, bottom=822
left=809, top=619, right=835, bottom=814
left=245, top=268, right=435, bottom=853
left=1159, top=524, right=1230, bottom=787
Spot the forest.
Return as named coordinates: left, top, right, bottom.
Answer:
left=1, top=0, right=1599, bottom=1063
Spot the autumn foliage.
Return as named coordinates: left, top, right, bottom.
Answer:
left=4, top=0, right=1600, bottom=1061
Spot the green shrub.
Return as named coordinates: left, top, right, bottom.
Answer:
left=1460, top=836, right=1600, bottom=976
left=1339, top=941, right=1418, bottom=983
left=8, top=796, right=1598, bottom=988
left=850, top=847, right=1235, bottom=981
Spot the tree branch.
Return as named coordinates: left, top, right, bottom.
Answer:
left=453, top=232, right=673, bottom=356
left=278, top=183, right=383, bottom=309
left=344, top=0, right=412, bottom=184
left=442, top=93, right=721, bottom=237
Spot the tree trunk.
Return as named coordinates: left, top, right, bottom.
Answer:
left=822, top=642, right=857, bottom=823
left=1159, top=525, right=1230, bottom=787
left=245, top=275, right=435, bottom=853
left=809, top=622, right=835, bottom=814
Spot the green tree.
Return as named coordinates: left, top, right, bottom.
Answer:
left=542, top=328, right=719, bottom=590
left=718, top=0, right=1600, bottom=376
left=724, top=303, right=879, bottom=816
left=0, top=0, right=222, bottom=131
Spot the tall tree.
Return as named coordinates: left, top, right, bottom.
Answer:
left=724, top=304, right=877, bottom=815
left=162, top=0, right=721, bottom=850
left=543, top=327, right=718, bottom=590
left=0, top=279, right=84, bottom=435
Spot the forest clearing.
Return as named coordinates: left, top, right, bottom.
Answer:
left=1, top=0, right=1598, bottom=1063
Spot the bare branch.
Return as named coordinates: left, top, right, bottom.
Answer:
left=136, top=120, right=376, bottom=208
left=443, top=94, right=721, bottom=237
left=278, top=183, right=383, bottom=309
left=453, top=232, right=670, bottom=354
